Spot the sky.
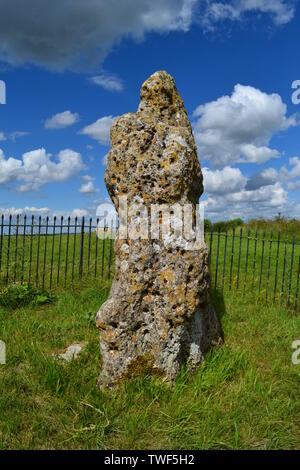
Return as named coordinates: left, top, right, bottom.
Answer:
left=0, top=0, right=300, bottom=222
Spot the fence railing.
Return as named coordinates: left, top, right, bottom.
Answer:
left=0, top=215, right=299, bottom=311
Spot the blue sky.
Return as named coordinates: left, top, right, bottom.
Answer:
left=0, top=0, right=299, bottom=221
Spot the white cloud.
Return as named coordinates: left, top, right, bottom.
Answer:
left=79, top=176, right=99, bottom=194
left=0, top=206, right=52, bottom=217
left=0, top=147, right=84, bottom=191
left=10, top=131, right=30, bottom=141
left=0, top=131, right=29, bottom=141
left=102, top=153, right=109, bottom=166
left=193, top=84, right=297, bottom=167
left=45, top=110, right=79, bottom=129
left=0, top=0, right=197, bottom=70
left=203, top=166, right=247, bottom=194
left=0, top=148, right=22, bottom=184
left=246, top=156, right=300, bottom=190
left=72, top=209, right=88, bottom=218
left=203, top=182, right=289, bottom=220
left=89, top=73, right=124, bottom=92
left=79, top=181, right=99, bottom=194
left=287, top=180, right=300, bottom=191
left=202, top=0, right=295, bottom=30
left=0, top=206, right=91, bottom=220
left=79, top=116, right=117, bottom=145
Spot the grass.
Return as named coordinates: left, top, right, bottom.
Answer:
left=0, top=230, right=115, bottom=289
left=0, top=224, right=299, bottom=311
left=0, top=279, right=299, bottom=450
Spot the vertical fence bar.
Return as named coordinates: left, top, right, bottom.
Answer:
left=294, top=255, right=300, bottom=312
left=21, top=215, right=27, bottom=285
left=14, top=214, right=20, bottom=283
left=57, top=216, right=63, bottom=286
left=6, top=215, right=12, bottom=285
left=287, top=235, right=295, bottom=307
left=72, top=217, right=78, bottom=282
left=101, top=224, right=106, bottom=279
left=64, top=217, right=71, bottom=287
left=0, top=214, right=4, bottom=278
left=252, top=229, right=258, bottom=288
left=35, top=216, right=42, bottom=287
left=281, top=233, right=288, bottom=295
left=258, top=230, right=265, bottom=293
left=79, top=217, right=85, bottom=279
left=221, top=228, right=228, bottom=291
left=108, top=225, right=114, bottom=280
left=42, top=217, right=49, bottom=289
left=266, top=230, right=273, bottom=303
left=236, top=228, right=243, bottom=290
left=229, top=227, right=235, bottom=291
left=87, top=218, right=92, bottom=272
left=273, top=231, right=280, bottom=301
left=214, top=227, right=221, bottom=290
left=95, top=218, right=99, bottom=278
left=243, top=229, right=250, bottom=295
left=209, top=225, right=213, bottom=265
left=28, top=215, right=34, bottom=285
left=50, top=216, right=56, bottom=289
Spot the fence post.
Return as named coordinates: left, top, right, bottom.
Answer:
left=36, top=216, right=42, bottom=287
left=214, top=226, right=221, bottom=290
left=64, top=217, right=71, bottom=287
left=294, top=255, right=300, bottom=312
left=50, top=216, right=56, bottom=289
left=108, top=225, right=113, bottom=279
left=14, top=214, right=20, bottom=283
left=273, top=231, right=280, bottom=301
left=28, top=215, right=34, bottom=285
left=258, top=230, right=266, bottom=293
left=236, top=227, right=243, bottom=290
left=287, top=235, right=295, bottom=307
left=243, top=229, right=250, bottom=295
left=266, top=230, right=273, bottom=303
left=79, top=216, right=85, bottom=279
left=229, top=227, right=235, bottom=291
left=0, top=214, right=4, bottom=278
left=221, top=228, right=228, bottom=292
left=6, top=215, right=12, bottom=285
left=72, top=217, right=78, bottom=282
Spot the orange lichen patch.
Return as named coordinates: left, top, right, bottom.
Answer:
left=160, top=268, right=175, bottom=284
left=96, top=319, right=107, bottom=330
left=174, top=284, right=186, bottom=304
left=143, top=294, right=152, bottom=304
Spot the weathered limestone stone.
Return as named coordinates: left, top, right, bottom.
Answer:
left=96, top=71, right=222, bottom=387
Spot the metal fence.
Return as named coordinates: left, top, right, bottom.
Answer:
left=0, top=215, right=299, bottom=311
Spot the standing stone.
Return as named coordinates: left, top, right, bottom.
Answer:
left=96, top=71, right=221, bottom=387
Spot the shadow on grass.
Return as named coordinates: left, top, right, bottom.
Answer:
left=210, top=288, right=226, bottom=340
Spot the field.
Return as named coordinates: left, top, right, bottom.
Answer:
left=0, top=280, right=299, bottom=450
left=0, top=218, right=299, bottom=449
left=0, top=218, right=299, bottom=311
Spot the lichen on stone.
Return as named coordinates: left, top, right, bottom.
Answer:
left=96, top=71, right=222, bottom=388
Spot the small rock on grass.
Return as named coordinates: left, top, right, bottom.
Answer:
left=52, top=342, right=87, bottom=363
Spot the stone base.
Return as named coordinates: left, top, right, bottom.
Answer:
left=96, top=301, right=222, bottom=388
